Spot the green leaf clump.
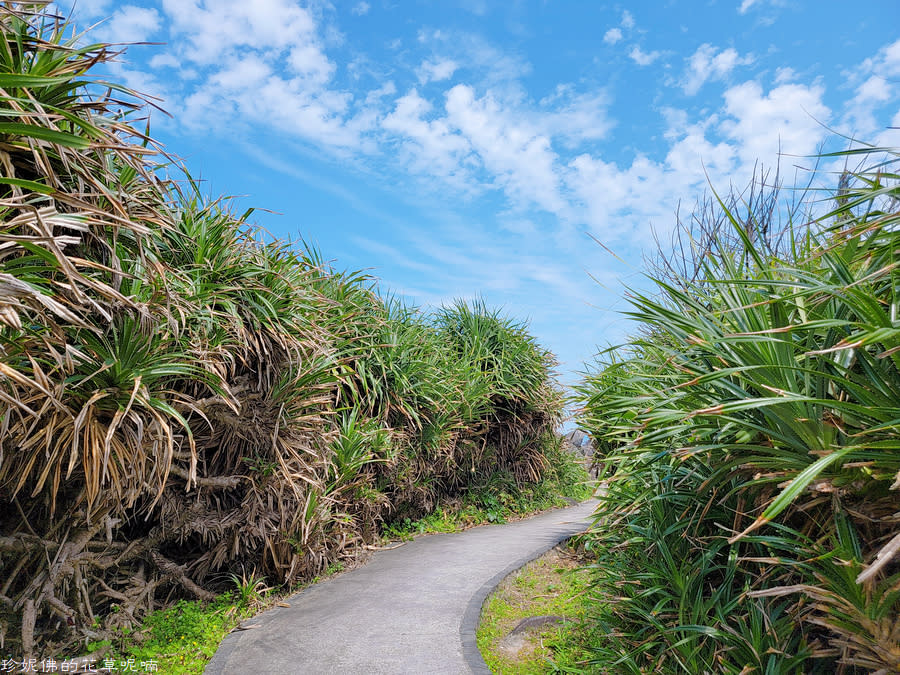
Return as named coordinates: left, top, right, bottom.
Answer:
left=571, top=150, right=900, bottom=673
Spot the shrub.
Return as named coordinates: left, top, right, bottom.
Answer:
left=574, top=147, right=900, bottom=672
left=0, top=5, right=565, bottom=658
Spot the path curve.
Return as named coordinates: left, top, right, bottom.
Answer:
left=205, top=499, right=597, bottom=674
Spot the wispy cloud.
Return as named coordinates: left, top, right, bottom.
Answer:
left=381, top=88, right=477, bottom=191
left=842, top=38, right=900, bottom=139
left=629, top=46, right=661, bottom=66
left=737, top=0, right=784, bottom=22
left=444, top=84, right=566, bottom=215
left=682, top=44, right=754, bottom=95
left=537, top=87, right=613, bottom=147
left=416, top=58, right=459, bottom=84
left=350, top=236, right=439, bottom=276
left=603, top=28, right=622, bottom=45
left=93, top=5, right=161, bottom=43
left=604, top=10, right=634, bottom=48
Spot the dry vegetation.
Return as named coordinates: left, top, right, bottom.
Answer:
left=0, top=3, right=568, bottom=659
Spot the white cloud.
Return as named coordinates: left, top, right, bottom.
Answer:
left=95, top=5, right=160, bottom=43
left=104, top=61, right=173, bottom=109
left=417, top=59, right=459, bottom=84
left=682, top=44, right=754, bottom=95
left=563, top=78, right=833, bottom=247
left=445, top=85, right=566, bottom=215
left=381, top=89, right=475, bottom=188
left=160, top=0, right=317, bottom=65
left=857, top=76, right=892, bottom=103
left=352, top=2, right=370, bottom=16
left=423, top=31, right=532, bottom=91
left=178, top=52, right=358, bottom=148
left=842, top=38, right=900, bottom=136
left=288, top=43, right=335, bottom=84
left=738, top=0, right=784, bottom=19
left=106, top=0, right=369, bottom=151
left=538, top=86, right=613, bottom=146
left=664, top=118, right=736, bottom=183
left=57, top=0, right=113, bottom=18
left=565, top=119, right=735, bottom=244
left=882, top=39, right=900, bottom=72
left=602, top=11, right=632, bottom=47
left=460, top=0, right=488, bottom=15
left=629, top=46, right=661, bottom=67
left=566, top=149, right=698, bottom=246
left=774, top=67, right=796, bottom=84
left=148, top=53, right=180, bottom=70
left=380, top=78, right=611, bottom=219
left=603, top=28, right=622, bottom=45
left=372, top=35, right=828, bottom=251
left=720, top=81, right=830, bottom=165
left=351, top=236, right=437, bottom=275
left=855, top=40, right=900, bottom=101
left=365, top=81, right=397, bottom=105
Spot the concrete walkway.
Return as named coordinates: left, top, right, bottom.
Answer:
left=205, top=499, right=597, bottom=674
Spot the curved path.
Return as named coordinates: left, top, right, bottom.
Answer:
left=205, top=499, right=597, bottom=674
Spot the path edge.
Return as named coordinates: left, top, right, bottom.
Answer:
left=459, top=503, right=593, bottom=674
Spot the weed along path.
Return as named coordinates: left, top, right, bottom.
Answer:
left=205, top=499, right=597, bottom=674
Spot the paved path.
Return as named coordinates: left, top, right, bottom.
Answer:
left=205, top=499, right=597, bottom=674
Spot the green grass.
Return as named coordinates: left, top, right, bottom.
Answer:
left=381, top=483, right=580, bottom=540
left=477, top=544, right=592, bottom=674
left=86, top=559, right=353, bottom=674
left=82, top=596, right=252, bottom=675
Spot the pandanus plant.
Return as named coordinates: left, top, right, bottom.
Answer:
left=575, top=147, right=900, bottom=672
left=0, top=3, right=566, bottom=659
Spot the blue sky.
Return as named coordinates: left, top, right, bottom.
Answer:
left=58, top=0, right=900, bottom=389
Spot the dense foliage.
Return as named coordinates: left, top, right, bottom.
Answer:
left=573, top=151, right=900, bottom=672
left=0, top=4, right=565, bottom=658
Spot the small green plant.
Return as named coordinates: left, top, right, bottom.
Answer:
left=96, top=596, right=249, bottom=675
left=383, top=508, right=460, bottom=540
left=324, top=561, right=344, bottom=576
left=382, top=453, right=593, bottom=541
left=241, top=455, right=278, bottom=477
left=228, top=568, right=272, bottom=609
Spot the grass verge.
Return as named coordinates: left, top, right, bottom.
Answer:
left=477, top=542, right=592, bottom=674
